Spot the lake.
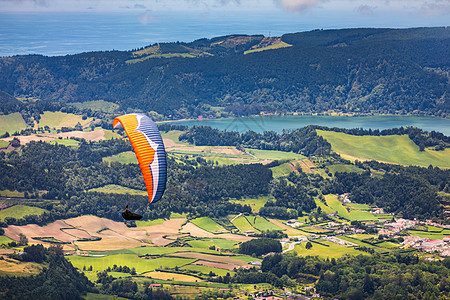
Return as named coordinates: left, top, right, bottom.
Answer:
left=175, top=115, right=450, bottom=135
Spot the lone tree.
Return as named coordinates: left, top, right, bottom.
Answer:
left=306, top=241, right=313, bottom=249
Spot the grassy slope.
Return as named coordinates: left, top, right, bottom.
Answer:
left=231, top=196, right=270, bottom=213
left=317, top=130, right=450, bottom=168
left=89, top=184, right=147, bottom=196
left=103, top=151, right=138, bottom=164
left=295, top=241, right=364, bottom=258
left=68, top=254, right=195, bottom=273
left=232, top=216, right=258, bottom=233
left=38, top=112, right=93, bottom=128
left=191, top=217, right=228, bottom=233
left=0, top=205, right=48, bottom=221
left=0, top=112, right=27, bottom=135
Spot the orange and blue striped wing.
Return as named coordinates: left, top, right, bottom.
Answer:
left=113, top=114, right=167, bottom=203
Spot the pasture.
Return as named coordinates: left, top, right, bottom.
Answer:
left=186, top=238, right=239, bottom=250
left=190, top=217, right=228, bottom=234
left=317, top=130, right=450, bottom=168
left=407, top=229, right=450, bottom=240
left=68, top=254, right=196, bottom=273
left=0, top=205, right=48, bottom=221
left=271, top=163, right=293, bottom=178
left=0, top=258, right=42, bottom=276
left=245, top=216, right=282, bottom=232
left=231, top=196, right=270, bottom=213
left=89, top=184, right=147, bottom=196
left=181, top=264, right=235, bottom=277
left=268, top=219, right=311, bottom=236
left=102, top=151, right=138, bottom=164
left=327, top=164, right=365, bottom=175
left=324, top=194, right=377, bottom=221
left=38, top=111, right=93, bottom=128
left=0, top=190, right=25, bottom=197
left=244, top=40, right=292, bottom=55
left=232, top=216, right=258, bottom=233
left=295, top=240, right=363, bottom=258
left=0, top=112, right=27, bottom=135
left=0, top=140, right=9, bottom=148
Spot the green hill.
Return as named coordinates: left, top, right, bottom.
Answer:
left=317, top=130, right=450, bottom=168
left=0, top=27, right=448, bottom=118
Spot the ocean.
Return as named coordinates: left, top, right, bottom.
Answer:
left=1, top=11, right=446, bottom=57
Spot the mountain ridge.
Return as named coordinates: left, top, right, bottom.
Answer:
left=0, top=27, right=448, bottom=118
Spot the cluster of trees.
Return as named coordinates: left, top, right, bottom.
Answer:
left=0, top=139, right=272, bottom=225
left=179, top=125, right=331, bottom=156
left=1, top=28, right=448, bottom=118
left=238, top=238, right=282, bottom=257
left=96, top=271, right=174, bottom=300
left=324, top=162, right=449, bottom=220
left=216, top=252, right=450, bottom=299
left=0, top=245, right=92, bottom=299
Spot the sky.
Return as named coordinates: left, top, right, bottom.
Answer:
left=1, top=0, right=449, bottom=17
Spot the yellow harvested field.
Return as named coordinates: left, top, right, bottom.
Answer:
left=75, top=238, right=143, bottom=251
left=5, top=220, right=80, bottom=243
left=0, top=258, right=42, bottom=276
left=268, top=219, right=311, bottom=236
left=143, top=271, right=202, bottom=282
left=193, top=260, right=237, bottom=271
left=1, top=129, right=107, bottom=145
left=181, top=222, right=253, bottom=242
left=5, top=215, right=188, bottom=248
left=211, top=147, right=244, bottom=155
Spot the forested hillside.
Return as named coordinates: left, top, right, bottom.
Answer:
left=0, top=27, right=448, bottom=118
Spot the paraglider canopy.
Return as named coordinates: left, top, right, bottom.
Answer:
left=113, top=114, right=167, bottom=207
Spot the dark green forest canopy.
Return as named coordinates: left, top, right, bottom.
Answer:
left=0, top=27, right=448, bottom=117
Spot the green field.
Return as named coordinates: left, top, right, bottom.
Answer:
left=346, top=203, right=371, bottom=210
left=324, top=194, right=377, bottom=221
left=89, top=184, right=147, bottom=196
left=191, top=217, right=228, bottom=233
left=0, top=236, right=15, bottom=245
left=0, top=112, right=27, bottom=135
left=244, top=41, right=292, bottom=55
left=38, top=111, right=93, bottom=129
left=160, top=130, right=189, bottom=145
left=68, top=254, right=195, bottom=273
left=246, top=149, right=305, bottom=161
left=317, top=130, right=450, bottom=168
left=232, top=216, right=258, bottom=233
left=70, top=100, right=120, bottom=113
left=48, top=139, right=80, bottom=146
left=186, top=238, right=239, bottom=250
left=103, top=151, right=138, bottom=164
left=135, top=219, right=165, bottom=227
left=315, top=199, right=334, bottom=215
left=325, top=194, right=350, bottom=219
left=271, top=163, right=293, bottom=178
left=0, top=140, right=9, bottom=148
left=407, top=229, right=450, bottom=240
left=180, top=264, right=235, bottom=277
left=327, top=164, right=365, bottom=175
left=0, top=190, right=25, bottom=197
left=231, top=196, right=270, bottom=213
left=0, top=205, right=48, bottom=221
left=245, top=216, right=282, bottom=232
left=295, top=240, right=364, bottom=258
